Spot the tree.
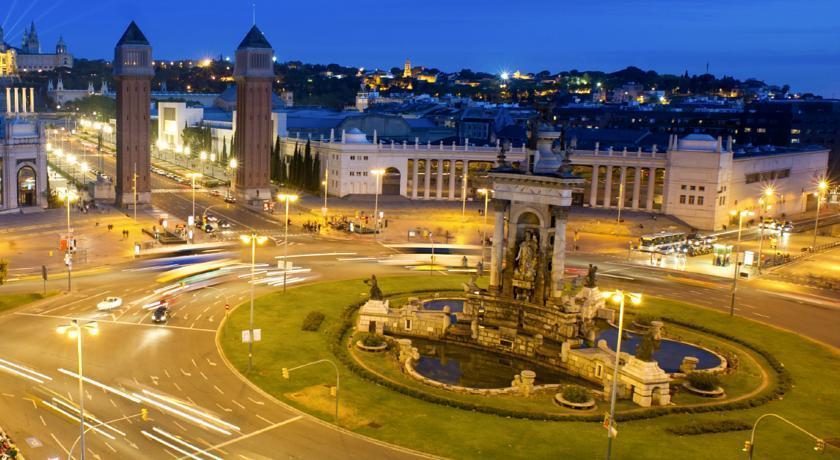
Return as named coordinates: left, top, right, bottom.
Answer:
left=273, top=135, right=282, bottom=182
left=270, top=136, right=278, bottom=182
left=303, top=140, right=312, bottom=190
left=220, top=137, right=228, bottom=166
left=312, top=153, right=321, bottom=192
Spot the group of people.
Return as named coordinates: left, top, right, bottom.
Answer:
left=0, top=429, right=18, bottom=459
left=301, top=220, right=322, bottom=233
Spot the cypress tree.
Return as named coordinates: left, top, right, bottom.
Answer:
left=269, top=137, right=278, bottom=182
left=291, top=143, right=300, bottom=187
left=312, top=153, right=321, bottom=193
left=303, top=140, right=312, bottom=190
left=221, top=137, right=228, bottom=166
left=273, top=135, right=282, bottom=182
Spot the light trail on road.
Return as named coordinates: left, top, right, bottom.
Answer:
left=0, top=357, right=53, bottom=384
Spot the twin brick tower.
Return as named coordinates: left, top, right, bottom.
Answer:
left=112, top=22, right=274, bottom=208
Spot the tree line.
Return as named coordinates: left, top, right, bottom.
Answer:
left=270, top=138, right=321, bottom=193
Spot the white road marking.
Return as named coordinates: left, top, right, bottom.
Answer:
left=173, top=382, right=182, bottom=392
left=215, top=403, right=232, bottom=413
left=231, top=400, right=245, bottom=410
left=200, top=371, right=208, bottom=380
left=247, top=397, right=264, bottom=406
left=39, top=415, right=47, bottom=426
left=255, top=414, right=273, bottom=425
left=180, top=368, right=192, bottom=377
left=213, top=385, right=224, bottom=395
left=753, top=312, right=771, bottom=318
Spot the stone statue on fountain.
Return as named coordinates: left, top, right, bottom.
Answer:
left=512, top=231, right=539, bottom=301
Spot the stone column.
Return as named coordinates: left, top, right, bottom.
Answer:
left=604, top=166, right=613, bottom=208
left=423, top=158, right=431, bottom=199
left=489, top=199, right=509, bottom=294
left=448, top=159, right=457, bottom=200
left=646, top=167, right=656, bottom=210
left=550, top=206, right=570, bottom=299
left=436, top=159, right=444, bottom=199
left=411, top=158, right=419, bottom=199
left=632, top=166, right=642, bottom=210
left=619, top=166, right=627, bottom=209
left=590, top=165, right=599, bottom=207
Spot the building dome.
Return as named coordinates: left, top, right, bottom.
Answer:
left=344, top=128, right=369, bottom=144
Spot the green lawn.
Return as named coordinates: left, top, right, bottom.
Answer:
left=0, top=292, right=55, bottom=314
left=220, top=275, right=840, bottom=459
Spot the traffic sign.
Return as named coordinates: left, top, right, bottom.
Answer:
left=225, top=303, right=230, bottom=310
left=242, top=330, right=251, bottom=343
left=253, top=329, right=262, bottom=342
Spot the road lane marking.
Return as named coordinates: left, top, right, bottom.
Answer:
left=0, top=357, right=53, bottom=384
left=231, top=400, right=245, bottom=410
left=39, top=290, right=110, bottom=314
left=50, top=433, right=71, bottom=456
left=200, top=371, right=208, bottom=380
left=753, top=312, right=771, bottom=318
left=180, top=368, right=192, bottom=377
left=39, top=415, right=47, bottom=426
left=174, top=382, right=182, bottom=392
left=213, top=385, right=224, bottom=395
left=255, top=414, right=273, bottom=425
left=598, top=273, right=635, bottom=280
left=179, top=415, right=303, bottom=460
left=246, top=397, right=264, bottom=406
left=14, top=312, right=216, bottom=333
left=104, top=441, right=117, bottom=453
left=215, top=403, right=232, bottom=413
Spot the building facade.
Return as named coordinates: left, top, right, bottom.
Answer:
left=15, top=22, right=73, bottom=72
left=1, top=88, right=47, bottom=212
left=276, top=129, right=828, bottom=231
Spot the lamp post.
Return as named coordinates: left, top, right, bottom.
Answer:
left=729, top=209, right=754, bottom=316
left=812, top=180, right=829, bottom=250
left=240, top=232, right=268, bottom=373
left=187, top=173, right=203, bottom=237
left=59, top=189, right=79, bottom=291
left=277, top=193, right=299, bottom=292
left=56, top=320, right=99, bottom=460
left=80, top=161, right=89, bottom=187
left=477, top=188, right=491, bottom=264
left=602, top=289, right=642, bottom=460
left=371, top=169, right=385, bottom=238
left=67, top=153, right=77, bottom=184
left=756, top=187, right=775, bottom=274
left=461, top=167, right=468, bottom=220
left=228, top=158, right=238, bottom=197
left=322, top=168, right=329, bottom=229
left=200, top=150, right=208, bottom=176
left=616, top=180, right=625, bottom=223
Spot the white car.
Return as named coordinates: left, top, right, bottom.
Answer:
left=96, top=296, right=123, bottom=311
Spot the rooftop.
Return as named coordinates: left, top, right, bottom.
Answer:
left=237, top=25, right=272, bottom=50
left=116, top=21, right=150, bottom=47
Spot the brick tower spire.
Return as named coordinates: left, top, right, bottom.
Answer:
left=232, top=25, right=274, bottom=203
left=113, top=21, right=154, bottom=207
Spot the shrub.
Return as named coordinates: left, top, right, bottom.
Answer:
left=301, top=311, right=325, bottom=332
left=634, top=313, right=659, bottom=326
left=562, top=385, right=592, bottom=404
left=666, top=419, right=751, bottom=436
left=362, top=333, right=385, bottom=347
left=688, top=372, right=720, bottom=391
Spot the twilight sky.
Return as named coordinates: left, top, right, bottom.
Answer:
left=3, top=0, right=839, bottom=96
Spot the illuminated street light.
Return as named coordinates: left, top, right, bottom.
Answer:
left=187, top=173, right=203, bottom=235
left=277, top=193, right=299, bottom=292
left=813, top=179, right=830, bottom=249
left=228, top=158, right=238, bottom=196
left=56, top=319, right=99, bottom=460
left=728, top=209, right=754, bottom=316
left=477, top=188, right=492, bottom=265
left=240, top=232, right=268, bottom=372
left=756, top=187, right=776, bottom=274
left=370, top=169, right=385, bottom=239
left=601, top=290, right=642, bottom=460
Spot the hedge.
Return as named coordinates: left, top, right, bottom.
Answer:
left=666, top=419, right=751, bottom=436
left=302, top=311, right=326, bottom=332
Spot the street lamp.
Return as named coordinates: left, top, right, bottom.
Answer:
left=813, top=180, right=829, bottom=250
left=240, top=232, right=268, bottom=373
left=59, top=189, right=79, bottom=291
left=322, top=168, right=330, bottom=229
left=80, top=161, right=89, bottom=187
left=601, top=289, right=642, bottom=460
left=743, top=413, right=826, bottom=459
left=56, top=320, right=99, bottom=460
left=728, top=209, right=754, bottom=316
left=187, top=173, right=203, bottom=235
left=228, top=158, right=238, bottom=196
left=756, top=187, right=775, bottom=274
left=461, top=167, right=469, bottom=220
left=370, top=169, right=385, bottom=238
left=477, top=188, right=492, bottom=265
left=200, top=150, right=208, bottom=176
left=67, top=153, right=77, bottom=184
left=277, top=193, right=299, bottom=292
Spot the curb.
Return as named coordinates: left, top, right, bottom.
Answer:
left=213, top=295, right=445, bottom=460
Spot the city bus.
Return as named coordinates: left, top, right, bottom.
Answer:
left=637, top=232, right=686, bottom=253
left=383, top=243, right=482, bottom=267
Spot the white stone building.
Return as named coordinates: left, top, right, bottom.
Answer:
left=1, top=90, right=47, bottom=212
left=276, top=129, right=828, bottom=231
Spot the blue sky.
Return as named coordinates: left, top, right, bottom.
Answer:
left=3, top=0, right=839, bottom=96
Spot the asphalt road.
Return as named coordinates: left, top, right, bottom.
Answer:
left=0, top=234, right=427, bottom=460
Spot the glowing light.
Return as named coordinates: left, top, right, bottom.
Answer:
left=500, top=71, right=510, bottom=81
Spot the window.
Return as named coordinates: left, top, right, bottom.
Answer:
left=681, top=185, right=687, bottom=190
left=688, top=196, right=695, bottom=205
left=679, top=195, right=686, bottom=204
left=404, top=319, right=412, bottom=331
left=699, top=186, right=705, bottom=192
left=350, top=156, right=355, bottom=160
left=697, top=196, right=704, bottom=205
left=757, top=128, right=767, bottom=133
left=690, top=185, right=696, bottom=191
left=791, top=138, right=800, bottom=144
left=719, top=196, right=726, bottom=206
left=363, top=156, right=369, bottom=160
left=595, top=363, right=604, bottom=378
left=791, top=128, right=801, bottom=134
left=349, top=172, right=355, bottom=176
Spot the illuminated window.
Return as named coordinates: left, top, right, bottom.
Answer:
left=679, top=195, right=686, bottom=204
left=697, top=196, right=704, bottom=205
left=688, top=196, right=695, bottom=205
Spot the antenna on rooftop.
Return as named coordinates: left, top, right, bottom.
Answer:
left=252, top=2, right=256, bottom=25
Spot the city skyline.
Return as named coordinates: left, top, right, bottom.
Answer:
left=1, top=0, right=839, bottom=96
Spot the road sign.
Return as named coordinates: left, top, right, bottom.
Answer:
left=242, top=330, right=251, bottom=343
left=41, top=265, right=47, bottom=281
left=225, top=303, right=230, bottom=311
left=253, top=329, right=262, bottom=342
left=603, top=414, right=617, bottom=438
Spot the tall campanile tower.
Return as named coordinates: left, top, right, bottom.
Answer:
left=113, top=21, right=153, bottom=207
left=233, top=26, right=274, bottom=203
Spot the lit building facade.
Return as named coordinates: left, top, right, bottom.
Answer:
left=1, top=88, right=47, bottom=212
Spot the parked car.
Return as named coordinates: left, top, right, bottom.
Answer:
left=224, top=194, right=236, bottom=203
left=96, top=296, right=123, bottom=311
left=152, top=306, right=170, bottom=323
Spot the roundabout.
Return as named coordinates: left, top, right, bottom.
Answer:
left=218, top=275, right=840, bottom=459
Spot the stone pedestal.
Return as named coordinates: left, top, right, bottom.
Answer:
left=355, top=299, right=389, bottom=335
left=621, top=357, right=671, bottom=407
